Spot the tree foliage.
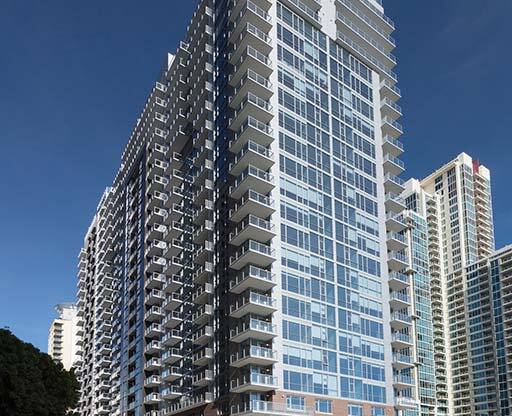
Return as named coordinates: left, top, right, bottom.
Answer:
left=0, top=329, right=79, bottom=416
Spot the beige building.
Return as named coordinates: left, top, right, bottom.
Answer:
left=48, top=303, right=79, bottom=371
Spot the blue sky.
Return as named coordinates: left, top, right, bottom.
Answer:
left=0, top=0, right=510, bottom=351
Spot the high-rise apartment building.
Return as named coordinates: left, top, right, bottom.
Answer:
left=402, top=153, right=496, bottom=416
left=48, top=303, right=79, bottom=371
left=76, top=0, right=413, bottom=415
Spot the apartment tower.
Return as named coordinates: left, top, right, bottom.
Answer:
left=402, top=153, right=495, bottom=416
left=48, top=303, right=80, bottom=371
left=75, top=0, right=412, bottom=415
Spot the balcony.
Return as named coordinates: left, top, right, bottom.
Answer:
left=230, top=345, right=277, bottom=368
left=230, top=23, right=272, bottom=65
left=392, top=353, right=415, bottom=370
left=193, top=304, right=213, bottom=326
left=230, top=116, right=274, bottom=154
left=192, top=325, right=213, bottom=346
left=389, top=291, right=411, bottom=309
left=391, top=332, right=413, bottom=349
left=145, top=324, right=163, bottom=338
left=381, top=97, right=402, bottom=120
left=230, top=265, right=276, bottom=294
left=231, top=69, right=273, bottom=109
left=193, top=262, right=214, bottom=284
left=192, top=369, right=213, bottom=387
left=146, top=273, right=166, bottom=290
left=144, top=375, right=162, bottom=388
left=384, top=173, right=405, bottom=194
left=230, top=215, right=275, bottom=246
left=385, top=193, right=405, bottom=213
left=386, top=213, right=407, bottom=233
left=163, top=293, right=183, bottom=311
left=192, top=283, right=213, bottom=304
left=387, top=232, right=407, bottom=251
left=388, top=272, right=409, bottom=291
left=390, top=312, right=413, bottom=330
left=230, top=292, right=276, bottom=318
left=231, top=1, right=272, bottom=39
left=393, top=375, right=415, bottom=390
left=164, top=274, right=183, bottom=293
left=230, top=166, right=274, bottom=200
left=230, top=190, right=275, bottom=223
left=388, top=251, right=409, bottom=271
left=145, top=306, right=164, bottom=322
left=230, top=140, right=274, bottom=177
left=147, top=256, right=167, bottom=274
left=383, top=154, right=405, bottom=175
left=163, top=311, right=183, bottom=329
left=162, top=367, right=182, bottom=382
left=192, top=347, right=213, bottom=366
left=382, top=117, right=403, bottom=138
left=395, top=397, right=419, bottom=410
left=230, top=240, right=275, bottom=270
left=231, top=400, right=313, bottom=416
left=231, top=372, right=277, bottom=393
left=144, top=358, right=162, bottom=371
left=231, top=45, right=272, bottom=87
left=145, top=341, right=162, bottom=355
left=145, top=289, right=165, bottom=306
left=230, top=318, right=276, bottom=343
left=162, top=386, right=182, bottom=400
left=162, top=330, right=182, bottom=347
left=163, top=392, right=213, bottom=415
left=162, top=348, right=182, bottom=365
left=281, top=0, right=321, bottom=26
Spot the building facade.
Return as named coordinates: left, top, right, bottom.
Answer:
left=48, top=303, right=80, bottom=371
left=75, top=0, right=412, bottom=415
left=402, top=153, right=496, bottom=416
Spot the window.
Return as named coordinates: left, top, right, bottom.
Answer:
left=348, top=404, right=363, bottom=416
left=371, top=407, right=385, bottom=416
left=315, top=399, right=332, bottom=413
left=286, top=395, right=305, bottom=411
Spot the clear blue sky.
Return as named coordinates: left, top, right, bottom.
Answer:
left=1, top=0, right=511, bottom=351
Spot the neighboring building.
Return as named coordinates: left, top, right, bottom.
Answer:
left=48, top=303, right=79, bottom=371
left=76, top=1, right=411, bottom=416
left=402, top=153, right=496, bottom=416
left=446, top=245, right=512, bottom=415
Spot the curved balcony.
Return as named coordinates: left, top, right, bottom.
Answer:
left=230, top=345, right=277, bottom=368
left=230, top=190, right=275, bottom=223
left=230, top=292, right=276, bottom=318
left=230, top=240, right=275, bottom=270
left=230, top=317, right=276, bottom=343
left=230, top=373, right=276, bottom=393
left=230, top=166, right=274, bottom=200
left=230, top=215, right=275, bottom=246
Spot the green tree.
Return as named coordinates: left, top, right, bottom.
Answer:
left=0, top=329, right=79, bottom=416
